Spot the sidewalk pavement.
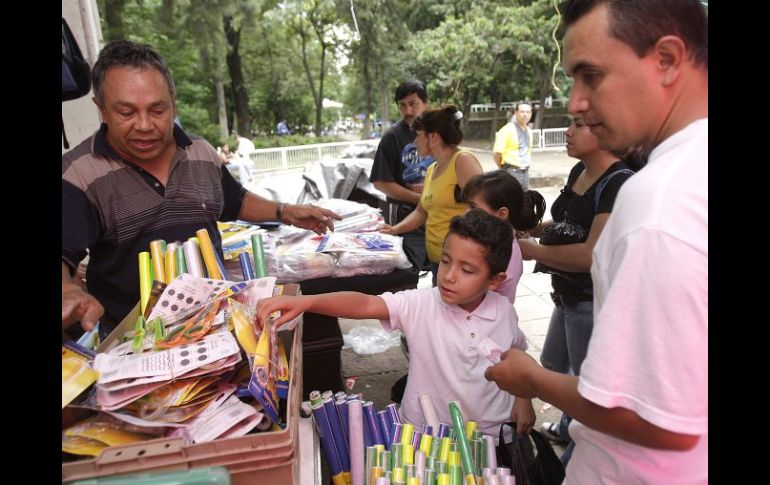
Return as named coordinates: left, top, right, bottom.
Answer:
left=338, top=149, right=576, bottom=454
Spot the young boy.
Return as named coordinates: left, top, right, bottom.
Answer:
left=256, top=209, right=534, bottom=436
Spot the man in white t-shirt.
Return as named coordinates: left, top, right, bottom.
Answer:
left=485, top=0, right=708, bottom=483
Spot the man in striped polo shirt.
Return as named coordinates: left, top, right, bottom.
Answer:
left=62, top=40, right=340, bottom=334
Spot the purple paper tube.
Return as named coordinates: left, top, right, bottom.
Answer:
left=411, top=430, right=422, bottom=449
left=311, top=401, right=343, bottom=477
left=363, top=401, right=384, bottom=446
left=386, top=403, right=401, bottom=425
left=377, top=410, right=392, bottom=451
left=362, top=410, right=374, bottom=448
left=438, top=423, right=451, bottom=438
left=391, top=422, right=403, bottom=447
left=336, top=398, right=350, bottom=445
left=324, top=396, right=351, bottom=472
left=239, top=252, right=255, bottom=281
left=422, top=425, right=433, bottom=436
left=348, top=400, right=365, bottom=485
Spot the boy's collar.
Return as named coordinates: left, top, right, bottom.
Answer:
left=432, top=287, right=499, bottom=321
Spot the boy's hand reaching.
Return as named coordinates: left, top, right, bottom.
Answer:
left=511, top=398, right=536, bottom=435
left=256, top=295, right=307, bottom=327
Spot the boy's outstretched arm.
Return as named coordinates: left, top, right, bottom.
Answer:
left=256, top=292, right=389, bottom=327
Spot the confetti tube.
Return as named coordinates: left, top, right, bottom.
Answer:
left=138, top=251, right=151, bottom=315
left=448, top=401, right=476, bottom=485
left=175, top=246, right=187, bottom=275
left=419, top=394, right=440, bottom=432
left=195, top=228, right=222, bottom=280
left=349, top=400, right=365, bottom=485
left=183, top=239, right=205, bottom=278
left=324, top=396, right=351, bottom=473
left=239, top=252, right=255, bottom=280
left=149, top=240, right=166, bottom=284
left=251, top=233, right=268, bottom=278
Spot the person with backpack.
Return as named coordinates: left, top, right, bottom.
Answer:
left=517, top=116, right=636, bottom=465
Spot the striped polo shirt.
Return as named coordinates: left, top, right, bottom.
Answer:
left=62, top=124, right=246, bottom=326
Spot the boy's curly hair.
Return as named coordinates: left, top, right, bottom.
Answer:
left=447, top=209, right=512, bottom=276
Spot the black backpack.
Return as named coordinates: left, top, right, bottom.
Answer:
left=62, top=17, right=92, bottom=149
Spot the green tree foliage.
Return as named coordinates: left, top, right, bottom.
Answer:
left=95, top=0, right=571, bottom=147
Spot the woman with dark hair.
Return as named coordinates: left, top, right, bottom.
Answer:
left=380, top=105, right=483, bottom=284
left=519, top=116, right=636, bottom=465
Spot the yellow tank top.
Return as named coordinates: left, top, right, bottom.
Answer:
left=420, top=150, right=480, bottom=263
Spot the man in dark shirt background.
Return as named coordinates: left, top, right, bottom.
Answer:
left=369, top=80, right=433, bottom=273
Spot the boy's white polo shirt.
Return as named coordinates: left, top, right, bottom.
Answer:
left=379, top=287, right=527, bottom=436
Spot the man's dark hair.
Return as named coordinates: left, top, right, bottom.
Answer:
left=395, top=79, right=428, bottom=103
left=563, top=0, right=707, bottom=69
left=92, top=40, right=176, bottom=107
left=447, top=209, right=513, bottom=276
left=516, top=102, right=532, bottom=112
left=412, top=105, right=464, bottom=145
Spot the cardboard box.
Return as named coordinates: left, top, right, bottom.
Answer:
left=62, top=285, right=303, bottom=485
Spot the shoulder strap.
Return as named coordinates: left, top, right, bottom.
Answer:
left=594, top=168, right=634, bottom=212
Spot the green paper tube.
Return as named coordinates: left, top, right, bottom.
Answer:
left=436, top=461, right=448, bottom=474
left=138, top=252, right=151, bottom=315
left=251, top=233, right=268, bottom=278
left=473, top=439, right=483, bottom=476
left=449, top=465, right=462, bottom=485
left=448, top=401, right=476, bottom=485
left=392, top=443, right=403, bottom=469
left=425, top=456, right=436, bottom=471
left=424, top=469, right=435, bottom=485
left=366, top=446, right=377, bottom=485
left=405, top=464, right=416, bottom=478
left=175, top=246, right=187, bottom=274
left=430, top=436, right=441, bottom=459
left=382, top=450, right=393, bottom=472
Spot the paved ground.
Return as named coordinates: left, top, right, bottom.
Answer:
left=335, top=148, right=575, bottom=457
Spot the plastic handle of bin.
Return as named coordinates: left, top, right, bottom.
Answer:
left=95, top=437, right=186, bottom=465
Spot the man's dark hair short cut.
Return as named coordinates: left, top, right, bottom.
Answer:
left=563, top=0, right=707, bottom=69
left=447, top=209, right=513, bottom=276
left=395, top=79, right=428, bottom=103
left=92, top=40, right=177, bottom=107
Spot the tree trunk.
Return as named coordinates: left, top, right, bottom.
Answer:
left=297, top=20, right=320, bottom=136
left=532, top=63, right=548, bottom=130
left=223, top=15, right=250, bottom=137
left=380, top=78, right=390, bottom=133
left=103, top=0, right=127, bottom=42
left=361, top=44, right=373, bottom=139
left=215, top=76, right=228, bottom=139
left=490, top=86, right=501, bottom=143
left=157, top=0, right=175, bottom=33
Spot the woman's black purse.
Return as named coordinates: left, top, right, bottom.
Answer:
left=533, top=220, right=592, bottom=286
left=496, top=422, right=566, bottom=485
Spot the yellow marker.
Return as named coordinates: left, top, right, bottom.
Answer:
left=138, top=251, right=152, bottom=315
left=164, top=247, right=177, bottom=283
left=196, top=229, right=222, bottom=279
left=439, top=436, right=452, bottom=463
left=437, top=473, right=450, bottom=485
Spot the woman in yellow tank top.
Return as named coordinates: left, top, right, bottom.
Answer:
left=380, top=105, right=483, bottom=284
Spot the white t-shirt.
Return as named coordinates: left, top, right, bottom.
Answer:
left=495, top=239, right=523, bottom=304
left=566, top=119, right=708, bottom=484
left=380, top=287, right=528, bottom=436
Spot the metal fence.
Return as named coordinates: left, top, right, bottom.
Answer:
left=247, top=140, right=378, bottom=172
left=246, top=129, right=567, bottom=173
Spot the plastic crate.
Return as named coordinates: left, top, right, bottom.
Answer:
left=63, top=285, right=303, bottom=485
left=71, top=466, right=231, bottom=484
